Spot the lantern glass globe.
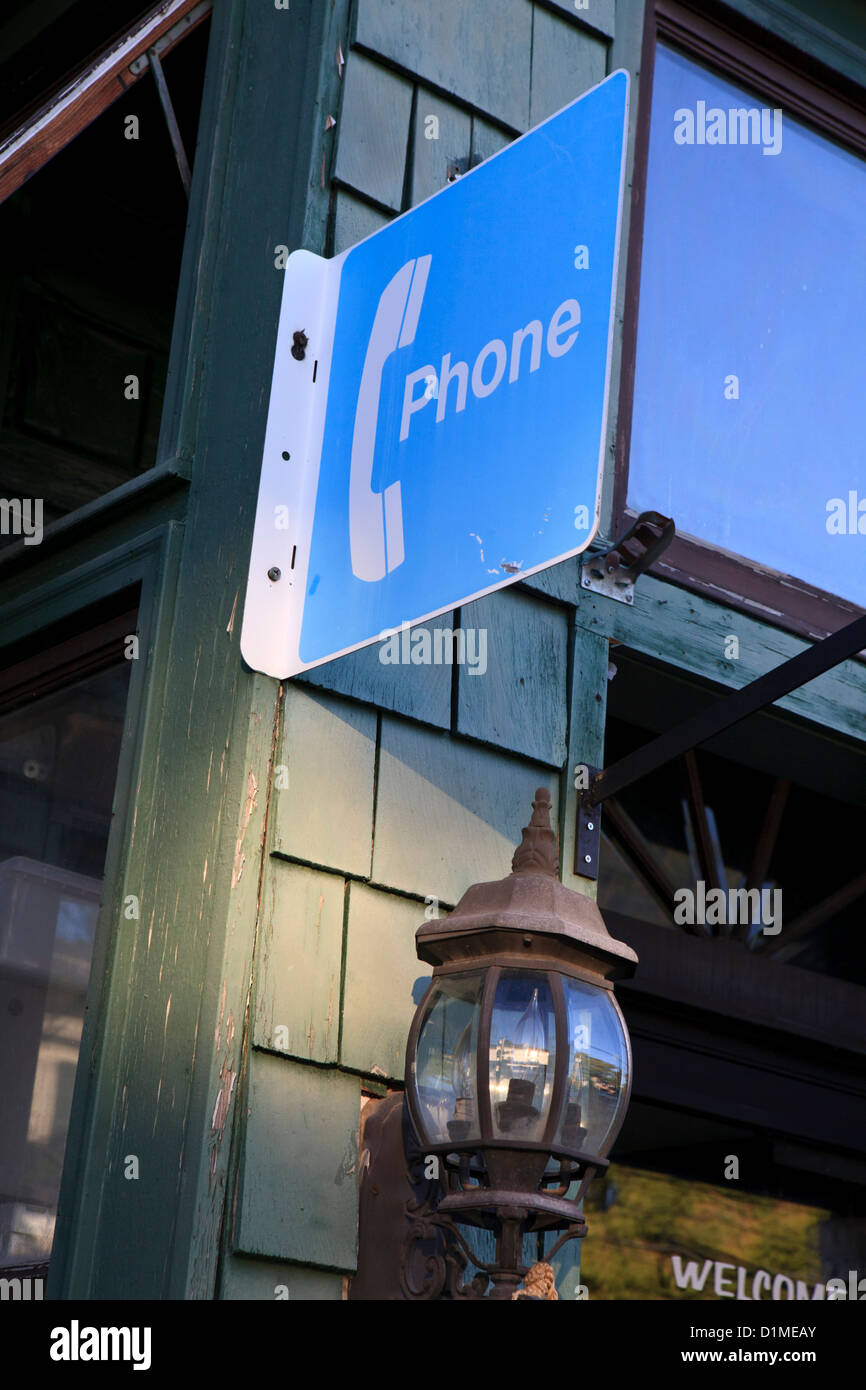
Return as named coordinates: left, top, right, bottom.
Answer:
left=409, top=966, right=630, bottom=1163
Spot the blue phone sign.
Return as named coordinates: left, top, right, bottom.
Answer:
left=241, top=71, right=629, bottom=678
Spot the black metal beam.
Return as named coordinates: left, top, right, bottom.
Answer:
left=586, top=612, right=866, bottom=808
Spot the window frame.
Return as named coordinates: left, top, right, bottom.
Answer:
left=614, top=0, right=866, bottom=644
left=0, top=0, right=214, bottom=566
left=0, top=520, right=183, bottom=1286
left=0, top=595, right=139, bottom=1275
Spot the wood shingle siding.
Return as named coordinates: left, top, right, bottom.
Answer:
left=355, top=0, right=533, bottom=131
left=372, top=715, right=562, bottom=901
left=341, top=883, right=432, bottom=1080
left=254, top=861, right=345, bottom=1064
left=235, top=1055, right=360, bottom=1270
left=272, top=688, right=376, bottom=876
left=332, top=52, right=414, bottom=210
left=456, top=590, right=569, bottom=766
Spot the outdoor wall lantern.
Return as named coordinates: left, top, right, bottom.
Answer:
left=398, top=787, right=638, bottom=1299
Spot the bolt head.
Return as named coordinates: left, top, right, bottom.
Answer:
left=584, top=854, right=592, bottom=864
left=587, top=821, right=594, bottom=831
left=267, top=567, right=281, bottom=582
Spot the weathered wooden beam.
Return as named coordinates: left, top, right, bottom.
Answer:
left=0, top=0, right=209, bottom=205
left=587, top=612, right=866, bottom=807
left=521, top=568, right=866, bottom=748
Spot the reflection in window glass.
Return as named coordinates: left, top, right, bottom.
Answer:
left=0, top=663, right=130, bottom=1269
left=629, top=44, right=866, bottom=604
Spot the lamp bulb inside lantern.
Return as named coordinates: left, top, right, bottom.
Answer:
left=449, top=1021, right=475, bottom=1138
left=511, top=987, right=548, bottom=1087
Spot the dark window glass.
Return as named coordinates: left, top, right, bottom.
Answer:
left=629, top=44, right=866, bottom=605
left=0, top=2, right=160, bottom=134
left=0, top=16, right=210, bottom=543
left=0, top=659, right=130, bottom=1269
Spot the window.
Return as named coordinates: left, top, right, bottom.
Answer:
left=0, top=1, right=211, bottom=543
left=0, top=604, right=136, bottom=1273
left=617, top=0, right=866, bottom=637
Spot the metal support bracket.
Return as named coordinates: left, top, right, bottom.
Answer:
left=574, top=765, right=601, bottom=881
left=147, top=45, right=191, bottom=197
left=581, top=510, right=675, bottom=606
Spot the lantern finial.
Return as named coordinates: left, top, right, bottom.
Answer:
left=511, top=787, right=559, bottom=878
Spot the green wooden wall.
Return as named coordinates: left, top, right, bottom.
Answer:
left=219, top=0, right=640, bottom=1301
left=24, top=0, right=863, bottom=1302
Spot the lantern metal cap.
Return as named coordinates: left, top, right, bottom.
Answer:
left=416, top=788, right=638, bottom=978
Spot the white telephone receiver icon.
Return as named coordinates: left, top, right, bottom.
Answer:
left=349, top=255, right=432, bottom=582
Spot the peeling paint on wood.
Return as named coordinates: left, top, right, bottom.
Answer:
left=232, top=770, right=258, bottom=887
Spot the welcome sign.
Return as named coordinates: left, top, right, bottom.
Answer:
left=579, top=1166, right=861, bottom=1302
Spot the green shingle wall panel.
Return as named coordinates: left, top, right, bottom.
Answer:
left=541, top=0, right=616, bottom=41
left=273, top=687, right=376, bottom=875
left=333, top=51, right=413, bottom=210
left=470, top=116, right=513, bottom=166
left=254, top=861, right=344, bottom=1063
left=220, top=1255, right=343, bottom=1300
left=373, top=716, right=561, bottom=901
left=355, top=0, right=532, bottom=131
left=411, top=90, right=472, bottom=204
left=333, top=190, right=390, bottom=254
left=456, top=590, right=569, bottom=766
left=519, top=555, right=584, bottom=605
left=237, top=1054, right=360, bottom=1269
left=529, top=4, right=608, bottom=127
left=300, top=618, right=454, bottom=728
left=341, top=883, right=431, bottom=1080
